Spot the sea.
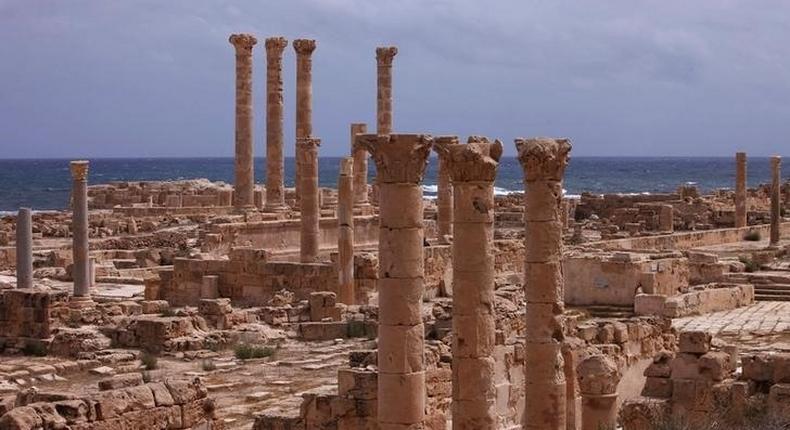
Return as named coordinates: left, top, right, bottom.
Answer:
left=0, top=157, right=786, bottom=212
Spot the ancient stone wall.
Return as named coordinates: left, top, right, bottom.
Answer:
left=0, top=289, right=68, bottom=348
left=88, top=180, right=232, bottom=209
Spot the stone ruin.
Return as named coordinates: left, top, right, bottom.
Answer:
left=0, top=33, right=787, bottom=430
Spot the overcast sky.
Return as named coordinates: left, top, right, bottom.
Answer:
left=1, top=0, right=789, bottom=158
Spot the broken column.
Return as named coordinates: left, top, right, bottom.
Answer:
left=294, top=39, right=316, bottom=204
left=659, top=204, right=674, bottom=232
left=771, top=155, right=782, bottom=246
left=265, top=36, right=288, bottom=211
left=516, top=137, right=572, bottom=430
left=735, top=152, right=747, bottom=228
left=439, top=136, right=502, bottom=429
left=298, top=137, right=321, bottom=262
left=577, top=355, right=620, bottom=430
left=435, top=136, right=458, bottom=243
left=337, top=157, right=355, bottom=305
left=356, top=133, right=433, bottom=429
left=229, top=33, right=257, bottom=209
left=351, top=123, right=369, bottom=207
left=15, top=208, right=33, bottom=289
left=70, top=160, right=92, bottom=305
left=376, top=47, right=397, bottom=135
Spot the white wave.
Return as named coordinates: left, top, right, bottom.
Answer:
left=421, top=185, right=438, bottom=193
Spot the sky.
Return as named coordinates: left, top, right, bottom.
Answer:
left=1, top=0, right=789, bottom=158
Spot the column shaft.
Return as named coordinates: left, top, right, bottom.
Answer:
left=265, top=37, right=288, bottom=211
left=337, top=157, right=355, bottom=304
left=294, top=39, right=316, bottom=204
left=435, top=136, right=458, bottom=242
left=298, top=137, right=320, bottom=262
left=735, top=152, right=747, bottom=228
left=229, top=33, right=257, bottom=208
left=771, top=156, right=782, bottom=246
left=351, top=123, right=369, bottom=206
left=376, top=47, right=397, bottom=135
left=71, top=161, right=91, bottom=298
left=15, top=208, right=33, bottom=289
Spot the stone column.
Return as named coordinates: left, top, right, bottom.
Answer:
left=435, top=136, right=459, bottom=243
left=659, top=204, right=674, bottom=232
left=229, top=33, right=257, bottom=209
left=294, top=39, right=316, bottom=204
left=376, top=47, right=397, bottom=135
left=15, top=208, right=33, bottom=289
left=265, top=37, right=288, bottom=211
left=351, top=123, right=369, bottom=207
left=70, top=160, right=92, bottom=303
left=438, top=136, right=502, bottom=429
left=735, top=152, right=747, bottom=228
left=577, top=355, right=620, bottom=430
left=515, top=137, right=572, bottom=430
left=356, top=133, right=433, bottom=429
left=88, top=257, right=96, bottom=289
left=298, top=137, right=321, bottom=262
left=337, top=157, right=355, bottom=305
left=771, top=156, right=782, bottom=246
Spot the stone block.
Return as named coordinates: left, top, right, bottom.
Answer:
left=98, top=372, right=144, bottom=391
left=642, top=377, right=672, bottom=398
left=678, top=331, right=711, bottom=355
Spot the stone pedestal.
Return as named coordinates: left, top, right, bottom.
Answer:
left=229, top=33, right=258, bottom=209
left=356, top=133, right=433, bottom=429
left=435, top=136, right=459, bottom=243
left=15, top=208, right=33, bottom=289
left=294, top=39, right=316, bottom=204
left=735, top=152, right=747, bottom=228
left=351, top=123, right=369, bottom=207
left=516, top=137, right=572, bottom=430
left=771, top=156, right=782, bottom=246
left=438, top=136, right=502, bottom=430
left=337, top=158, right=355, bottom=305
left=298, top=137, right=321, bottom=262
left=577, top=355, right=620, bottom=430
left=70, top=160, right=92, bottom=303
left=265, top=37, right=288, bottom=211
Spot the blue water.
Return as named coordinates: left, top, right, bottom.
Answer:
left=0, top=157, right=786, bottom=211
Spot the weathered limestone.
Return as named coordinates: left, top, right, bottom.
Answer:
left=351, top=123, right=369, bottom=207
left=229, top=33, right=257, bottom=209
left=15, top=208, right=33, bottom=289
left=298, top=137, right=321, bottom=262
left=735, top=152, right=747, bottom=228
left=201, top=275, right=219, bottom=299
left=376, top=47, right=397, bottom=135
left=515, top=137, right=572, bottom=430
left=70, top=160, right=92, bottom=303
left=356, top=133, right=433, bottom=429
left=437, top=136, right=502, bottom=429
left=337, top=158, right=355, bottom=304
left=577, top=355, right=620, bottom=430
left=435, top=136, right=458, bottom=243
left=659, top=204, right=674, bottom=233
left=771, top=155, right=782, bottom=246
left=265, top=36, right=288, bottom=211
left=294, top=39, right=316, bottom=203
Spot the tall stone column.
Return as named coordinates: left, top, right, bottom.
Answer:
left=298, top=137, right=321, bottom=262
left=735, top=152, right=747, bottom=228
left=577, top=355, right=620, bottom=430
left=437, top=136, right=502, bottom=429
left=516, top=137, right=572, bottom=430
left=337, top=157, right=355, bottom=305
left=351, top=123, right=369, bottom=207
left=770, top=156, right=782, bottom=246
left=70, top=160, right=92, bottom=303
left=356, top=133, right=433, bottom=429
left=294, top=39, right=317, bottom=204
left=435, top=136, right=459, bottom=243
left=15, top=208, right=33, bottom=289
left=265, top=37, right=288, bottom=211
left=376, top=47, right=397, bottom=135
left=229, top=33, right=257, bottom=209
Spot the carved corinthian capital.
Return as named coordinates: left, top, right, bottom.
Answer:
left=443, top=137, right=503, bottom=183
left=229, top=33, right=258, bottom=53
left=355, top=133, right=432, bottom=184
left=376, top=46, right=398, bottom=65
left=515, top=137, right=572, bottom=182
left=293, top=39, right=316, bottom=56
left=70, top=160, right=89, bottom=181
left=265, top=37, right=288, bottom=58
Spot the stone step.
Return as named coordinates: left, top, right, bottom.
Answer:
left=112, top=259, right=140, bottom=269
left=755, top=294, right=790, bottom=302
left=753, top=284, right=790, bottom=291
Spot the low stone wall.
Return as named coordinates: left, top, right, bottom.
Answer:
left=596, top=222, right=790, bottom=251
left=635, top=284, right=754, bottom=318
left=0, top=289, right=68, bottom=349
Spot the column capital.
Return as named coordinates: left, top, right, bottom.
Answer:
left=577, top=355, right=620, bottom=396
left=229, top=33, right=258, bottom=52
left=355, top=133, right=432, bottom=184
left=441, top=137, right=503, bottom=183
left=265, top=36, right=288, bottom=56
left=736, top=151, right=747, bottom=161
left=376, top=46, right=398, bottom=65
left=293, top=38, right=317, bottom=56
left=771, top=155, right=782, bottom=168
left=433, top=135, right=460, bottom=160
left=515, top=137, right=571, bottom=182
left=70, top=160, right=89, bottom=181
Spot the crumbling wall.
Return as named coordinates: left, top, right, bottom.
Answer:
left=0, top=289, right=69, bottom=350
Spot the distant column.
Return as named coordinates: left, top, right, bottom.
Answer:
left=294, top=39, right=317, bottom=204
left=516, top=137, right=572, bottom=430
left=265, top=36, right=288, bottom=211
left=735, top=152, right=747, bottom=228
left=578, top=355, right=620, bottom=430
left=376, top=47, right=397, bottom=135
left=298, top=137, right=321, bottom=262
left=70, top=160, right=92, bottom=303
left=15, top=208, right=33, bottom=289
left=771, top=156, right=782, bottom=246
left=440, top=137, right=502, bottom=429
left=229, top=33, right=258, bottom=209
left=356, top=133, right=433, bottom=429
left=435, top=136, right=459, bottom=243
left=337, top=157, right=355, bottom=304
left=659, top=204, right=674, bottom=232
left=351, top=123, right=369, bottom=207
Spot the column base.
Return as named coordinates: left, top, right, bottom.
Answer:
left=69, top=296, right=95, bottom=309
